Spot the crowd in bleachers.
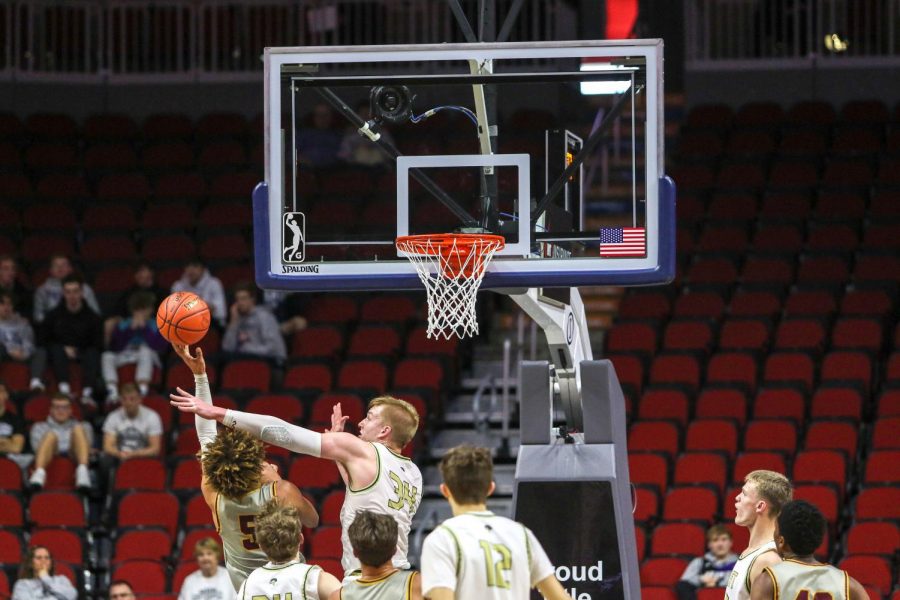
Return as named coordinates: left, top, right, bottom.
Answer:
left=0, top=109, right=468, bottom=598
left=614, top=99, right=900, bottom=600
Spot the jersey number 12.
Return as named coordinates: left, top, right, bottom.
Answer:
left=479, top=540, right=512, bottom=589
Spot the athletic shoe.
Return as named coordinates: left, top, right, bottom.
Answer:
left=29, top=468, right=46, bottom=490
left=30, top=378, right=45, bottom=392
left=75, top=464, right=91, bottom=491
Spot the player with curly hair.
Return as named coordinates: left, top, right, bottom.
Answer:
left=173, top=344, right=319, bottom=591
left=750, top=500, right=867, bottom=600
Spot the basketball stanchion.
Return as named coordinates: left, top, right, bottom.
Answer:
left=396, top=233, right=505, bottom=340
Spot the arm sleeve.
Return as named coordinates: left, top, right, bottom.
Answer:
left=265, top=311, right=287, bottom=360
left=223, top=409, right=321, bottom=457
left=194, top=374, right=218, bottom=450
left=420, top=528, right=459, bottom=596
left=679, top=557, right=704, bottom=586
left=20, top=320, right=35, bottom=357
left=525, top=527, right=556, bottom=587
left=48, top=575, right=78, bottom=600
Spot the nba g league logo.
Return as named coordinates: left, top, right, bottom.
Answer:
left=283, top=212, right=306, bottom=263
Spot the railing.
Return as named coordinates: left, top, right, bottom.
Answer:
left=686, top=0, right=900, bottom=69
left=0, top=0, right=577, bottom=82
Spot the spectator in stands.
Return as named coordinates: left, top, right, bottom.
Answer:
left=171, top=258, right=227, bottom=328
left=222, top=282, right=286, bottom=364
left=177, top=538, right=235, bottom=600
left=296, top=102, right=342, bottom=167
left=98, top=382, right=162, bottom=491
left=0, top=290, right=35, bottom=363
left=262, top=290, right=308, bottom=337
left=0, top=381, right=25, bottom=455
left=338, top=100, right=394, bottom=167
left=114, top=262, right=168, bottom=319
left=33, top=253, right=100, bottom=324
left=11, top=545, right=77, bottom=600
left=28, top=392, right=93, bottom=491
left=676, top=524, right=738, bottom=600
left=31, top=275, right=103, bottom=407
left=0, top=254, right=31, bottom=317
left=108, top=580, right=136, bottom=600
left=102, top=291, right=167, bottom=403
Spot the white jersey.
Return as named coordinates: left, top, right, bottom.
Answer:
left=725, top=540, right=778, bottom=600
left=339, top=570, right=418, bottom=600
left=178, top=567, right=236, bottom=600
left=765, top=559, right=849, bottom=600
left=420, top=511, right=555, bottom=600
left=340, top=442, right=422, bottom=575
left=238, top=560, right=322, bottom=600
left=216, top=482, right=278, bottom=591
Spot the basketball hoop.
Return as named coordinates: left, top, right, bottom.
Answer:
left=397, top=233, right=505, bottom=339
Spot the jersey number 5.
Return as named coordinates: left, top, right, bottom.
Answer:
left=795, top=593, right=833, bottom=600
left=239, top=515, right=260, bottom=551
left=387, top=471, right=418, bottom=512
left=479, top=540, right=512, bottom=589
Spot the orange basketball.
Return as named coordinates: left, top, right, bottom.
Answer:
left=156, top=292, right=211, bottom=345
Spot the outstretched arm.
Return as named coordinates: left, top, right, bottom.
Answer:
left=535, top=576, right=574, bottom=600
left=277, top=480, right=320, bottom=528
left=170, top=388, right=371, bottom=464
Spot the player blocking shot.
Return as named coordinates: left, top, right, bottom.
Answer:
left=173, top=344, right=319, bottom=590
left=170, top=386, right=423, bottom=579
left=239, top=499, right=341, bottom=600
left=420, top=446, right=573, bottom=600
left=750, top=500, right=867, bottom=600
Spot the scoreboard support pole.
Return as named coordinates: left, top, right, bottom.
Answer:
left=512, top=359, right=640, bottom=600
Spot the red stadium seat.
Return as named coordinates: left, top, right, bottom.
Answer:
left=289, top=456, right=341, bottom=490
left=810, top=387, right=862, bottom=422
left=0, top=492, right=23, bottom=527
left=674, top=452, right=727, bottom=493
left=347, top=326, right=402, bottom=358
left=864, top=450, right=900, bottom=484
left=845, top=522, right=900, bottom=557
left=706, top=353, right=757, bottom=393
left=783, top=289, right=837, bottom=318
left=752, top=388, right=805, bottom=425
left=671, top=291, right=725, bottom=320
left=111, top=560, right=167, bottom=594
left=719, top=319, right=770, bottom=352
left=662, top=487, right=718, bottom=523
left=741, top=255, right=794, bottom=285
left=651, top=523, right=705, bottom=557
left=628, top=452, right=669, bottom=494
left=170, top=458, right=202, bottom=493
left=292, top=326, right=344, bottom=361
left=359, top=295, right=418, bottom=324
left=118, top=491, right=179, bottom=538
left=695, top=388, right=748, bottom=427
left=184, top=493, right=214, bottom=529
left=283, top=363, right=333, bottom=394
left=649, top=354, right=700, bottom=392
left=805, top=421, right=858, bottom=459
left=113, top=528, right=172, bottom=562
left=793, top=484, right=839, bottom=526
left=629, top=422, right=680, bottom=459
left=685, top=419, right=738, bottom=458
left=637, top=389, right=690, bottom=426
left=0, top=457, right=22, bottom=491
left=113, top=458, right=166, bottom=491
left=793, top=450, right=847, bottom=494
left=732, top=452, right=787, bottom=484
left=220, top=359, right=271, bottom=392
left=763, top=353, right=814, bottom=392
left=618, top=292, right=671, bottom=320
left=840, top=289, right=893, bottom=319
left=877, top=389, right=900, bottom=418
left=838, top=556, right=891, bottom=596
left=729, top=290, right=781, bottom=319
left=606, top=322, right=658, bottom=356
left=0, top=529, right=23, bottom=564
left=633, top=486, right=660, bottom=523
left=855, top=487, right=900, bottom=521
left=773, top=319, right=826, bottom=354
left=606, top=354, right=645, bottom=396
left=640, top=558, right=688, bottom=587
left=245, top=394, right=304, bottom=424
left=29, top=528, right=84, bottom=565
left=337, top=360, right=388, bottom=394
left=319, top=490, right=345, bottom=526
left=393, top=358, right=445, bottom=396
left=179, top=529, right=222, bottom=560
left=29, top=491, right=85, bottom=528
left=305, top=296, right=358, bottom=324
left=641, top=586, right=677, bottom=600
left=308, top=526, right=343, bottom=559
left=310, top=393, right=365, bottom=428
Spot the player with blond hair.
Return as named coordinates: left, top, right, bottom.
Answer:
left=725, top=470, right=793, bottom=600
left=171, top=385, right=423, bottom=578
left=173, top=344, right=318, bottom=590
left=239, top=500, right=341, bottom=600
left=420, top=445, right=572, bottom=600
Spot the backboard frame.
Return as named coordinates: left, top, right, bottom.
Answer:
left=255, top=40, right=675, bottom=292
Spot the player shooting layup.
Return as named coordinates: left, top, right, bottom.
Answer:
left=171, top=387, right=423, bottom=578
left=174, top=344, right=319, bottom=590
left=725, top=470, right=793, bottom=600
left=750, top=500, right=867, bottom=600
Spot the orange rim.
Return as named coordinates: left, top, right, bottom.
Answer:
left=397, top=233, right=505, bottom=278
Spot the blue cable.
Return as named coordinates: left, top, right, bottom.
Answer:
left=410, top=105, right=479, bottom=127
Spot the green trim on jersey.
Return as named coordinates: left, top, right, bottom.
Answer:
left=438, top=524, right=463, bottom=578
left=385, top=445, right=412, bottom=461
left=523, top=524, right=532, bottom=566
left=746, top=549, right=776, bottom=593
left=261, top=559, right=304, bottom=571
left=348, top=443, right=381, bottom=494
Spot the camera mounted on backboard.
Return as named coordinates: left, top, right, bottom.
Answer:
left=370, top=85, right=414, bottom=124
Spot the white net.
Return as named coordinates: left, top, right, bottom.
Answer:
left=397, top=234, right=505, bottom=339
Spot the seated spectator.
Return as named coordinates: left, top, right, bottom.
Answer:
left=11, top=545, right=77, bottom=600
left=222, top=282, right=286, bottom=364
left=0, top=290, right=35, bottom=363
left=31, top=275, right=103, bottom=406
left=262, top=290, right=307, bottom=337
left=337, top=100, right=395, bottom=167
left=33, top=253, right=99, bottom=324
left=0, top=381, right=24, bottom=455
left=296, top=102, right=342, bottom=167
left=109, top=580, right=135, bottom=600
left=177, top=538, right=235, bottom=600
left=171, top=258, right=227, bottom=328
left=113, top=262, right=168, bottom=319
left=98, top=383, right=162, bottom=492
left=676, top=524, right=738, bottom=600
left=102, top=291, right=167, bottom=403
left=0, top=254, right=31, bottom=317
left=28, top=392, right=93, bottom=491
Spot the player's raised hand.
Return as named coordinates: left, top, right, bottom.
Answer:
left=325, top=403, right=349, bottom=433
left=173, top=344, right=205, bottom=375
left=170, top=386, right=218, bottom=419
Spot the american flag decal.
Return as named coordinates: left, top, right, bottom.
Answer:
left=600, top=227, right=646, bottom=257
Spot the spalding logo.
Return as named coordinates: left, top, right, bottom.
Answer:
left=184, top=299, right=199, bottom=310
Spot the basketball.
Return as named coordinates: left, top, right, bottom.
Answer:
left=156, top=292, right=211, bottom=345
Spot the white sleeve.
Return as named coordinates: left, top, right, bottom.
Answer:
left=223, top=409, right=322, bottom=457
left=525, top=527, right=556, bottom=586
left=420, top=527, right=460, bottom=596
left=306, top=566, right=321, bottom=600
left=194, top=373, right=218, bottom=450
